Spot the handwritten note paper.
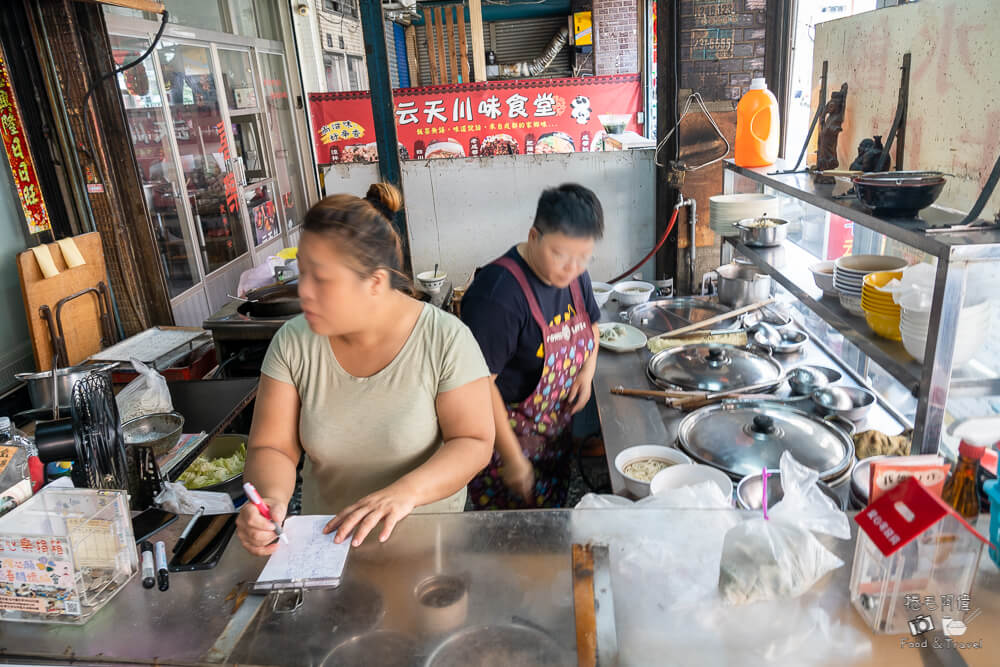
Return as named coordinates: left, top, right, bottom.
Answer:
left=255, top=515, right=350, bottom=589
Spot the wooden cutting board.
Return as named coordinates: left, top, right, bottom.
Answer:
left=17, top=232, right=110, bottom=370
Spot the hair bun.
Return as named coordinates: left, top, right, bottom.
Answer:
left=365, top=182, right=403, bottom=216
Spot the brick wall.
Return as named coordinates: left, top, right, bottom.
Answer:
left=679, top=0, right=766, bottom=102
left=595, top=0, right=639, bottom=75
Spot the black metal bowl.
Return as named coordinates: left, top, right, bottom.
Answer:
left=852, top=173, right=946, bottom=218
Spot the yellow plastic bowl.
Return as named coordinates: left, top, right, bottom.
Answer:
left=863, top=270, right=903, bottom=289
left=865, top=310, right=902, bottom=340
left=861, top=297, right=900, bottom=315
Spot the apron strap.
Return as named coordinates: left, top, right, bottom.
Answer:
left=493, top=256, right=548, bottom=331
left=568, top=276, right=589, bottom=323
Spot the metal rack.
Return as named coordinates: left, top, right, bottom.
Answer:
left=723, top=159, right=1000, bottom=455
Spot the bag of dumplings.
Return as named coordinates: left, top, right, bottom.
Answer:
left=719, top=452, right=851, bottom=605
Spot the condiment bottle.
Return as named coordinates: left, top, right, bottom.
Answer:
left=469, top=137, right=479, bottom=157
left=942, top=440, right=985, bottom=521
left=581, top=131, right=590, bottom=151
left=414, top=140, right=426, bottom=160
left=525, top=133, right=535, bottom=154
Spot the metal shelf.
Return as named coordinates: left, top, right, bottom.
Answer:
left=725, top=237, right=924, bottom=394
left=727, top=238, right=1000, bottom=399
left=724, top=159, right=1000, bottom=258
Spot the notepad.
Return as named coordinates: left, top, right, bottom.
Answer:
left=252, top=515, right=350, bottom=592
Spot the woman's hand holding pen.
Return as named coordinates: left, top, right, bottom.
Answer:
left=324, top=482, right=417, bottom=546
left=236, top=496, right=288, bottom=557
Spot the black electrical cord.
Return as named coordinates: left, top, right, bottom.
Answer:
left=81, top=10, right=169, bottom=130
left=76, top=9, right=169, bottom=176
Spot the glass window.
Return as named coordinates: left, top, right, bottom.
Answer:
left=324, top=53, right=347, bottom=91
left=324, top=0, right=358, bottom=18
left=164, top=0, right=229, bottom=33
left=217, top=49, right=259, bottom=111
left=229, top=116, right=268, bottom=182
left=110, top=35, right=201, bottom=297
left=231, top=0, right=282, bottom=41
left=158, top=40, right=249, bottom=274
left=347, top=56, right=367, bottom=91
left=259, top=52, right=308, bottom=228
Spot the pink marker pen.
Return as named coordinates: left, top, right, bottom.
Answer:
left=243, top=482, right=289, bottom=544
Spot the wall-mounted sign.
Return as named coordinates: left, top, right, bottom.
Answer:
left=308, top=74, right=642, bottom=164
left=0, top=47, right=52, bottom=235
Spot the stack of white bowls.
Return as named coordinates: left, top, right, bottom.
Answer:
left=833, top=255, right=908, bottom=316
left=709, top=193, right=779, bottom=237
left=899, top=297, right=992, bottom=366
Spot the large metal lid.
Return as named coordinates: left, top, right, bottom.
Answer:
left=624, top=297, right=741, bottom=334
left=647, top=344, right=782, bottom=393
left=677, top=401, right=855, bottom=481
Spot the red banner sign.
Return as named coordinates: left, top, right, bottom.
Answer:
left=308, top=74, right=643, bottom=164
left=0, top=48, right=51, bottom=235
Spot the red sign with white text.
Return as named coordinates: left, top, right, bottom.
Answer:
left=0, top=48, right=52, bottom=235
left=308, top=74, right=643, bottom=164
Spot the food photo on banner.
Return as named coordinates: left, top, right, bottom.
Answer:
left=308, top=74, right=643, bottom=164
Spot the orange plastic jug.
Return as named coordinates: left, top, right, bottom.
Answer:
left=735, top=78, right=779, bottom=167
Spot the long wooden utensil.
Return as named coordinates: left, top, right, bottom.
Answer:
left=649, top=297, right=776, bottom=341
left=610, top=386, right=704, bottom=400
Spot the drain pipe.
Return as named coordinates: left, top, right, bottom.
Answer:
left=678, top=195, right=697, bottom=294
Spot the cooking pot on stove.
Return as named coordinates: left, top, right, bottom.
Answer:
left=238, top=283, right=301, bottom=318
left=647, top=343, right=783, bottom=394
left=715, top=263, right=772, bottom=308
left=676, top=400, right=856, bottom=482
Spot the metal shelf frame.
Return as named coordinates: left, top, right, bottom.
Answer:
left=723, top=160, right=1000, bottom=455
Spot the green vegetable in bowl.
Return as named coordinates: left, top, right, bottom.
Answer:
left=178, top=443, right=246, bottom=489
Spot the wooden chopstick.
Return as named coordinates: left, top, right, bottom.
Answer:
left=649, top=297, right=777, bottom=341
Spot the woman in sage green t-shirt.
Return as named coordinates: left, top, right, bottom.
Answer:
left=235, top=184, right=494, bottom=557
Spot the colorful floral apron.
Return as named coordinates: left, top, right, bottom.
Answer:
left=468, top=257, right=595, bottom=510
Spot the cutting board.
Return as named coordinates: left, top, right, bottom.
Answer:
left=17, top=232, right=110, bottom=371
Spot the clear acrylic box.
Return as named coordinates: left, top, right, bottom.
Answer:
left=0, top=486, right=137, bottom=624
left=850, top=515, right=984, bottom=634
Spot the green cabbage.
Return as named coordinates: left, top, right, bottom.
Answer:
left=178, top=443, right=246, bottom=489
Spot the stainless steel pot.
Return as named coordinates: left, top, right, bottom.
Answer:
left=716, top=263, right=772, bottom=308
left=735, top=216, right=789, bottom=247
left=737, top=469, right=846, bottom=511
left=676, top=400, right=856, bottom=482
left=15, top=363, right=117, bottom=411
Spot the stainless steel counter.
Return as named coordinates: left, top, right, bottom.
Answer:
left=593, top=299, right=907, bottom=496
left=1, top=509, right=997, bottom=666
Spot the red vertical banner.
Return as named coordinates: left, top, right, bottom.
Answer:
left=0, top=47, right=52, bottom=235
left=309, top=74, right=643, bottom=164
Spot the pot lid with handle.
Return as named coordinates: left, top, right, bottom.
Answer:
left=676, top=401, right=855, bottom=481
left=647, top=343, right=782, bottom=392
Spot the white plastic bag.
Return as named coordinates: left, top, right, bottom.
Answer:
left=116, top=359, right=172, bottom=422
left=154, top=480, right=235, bottom=515
left=718, top=452, right=850, bottom=605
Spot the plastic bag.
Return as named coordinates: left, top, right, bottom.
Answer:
left=575, top=482, right=731, bottom=510
left=116, top=359, right=172, bottom=423
left=237, top=257, right=286, bottom=296
left=718, top=452, right=850, bottom=605
left=154, top=480, right=235, bottom=515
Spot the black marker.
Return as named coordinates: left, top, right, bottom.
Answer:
left=140, top=541, right=155, bottom=589
left=154, top=540, right=169, bottom=591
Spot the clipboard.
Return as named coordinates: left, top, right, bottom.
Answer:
left=251, top=515, right=350, bottom=597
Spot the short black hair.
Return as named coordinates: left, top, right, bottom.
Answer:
left=532, top=183, right=604, bottom=239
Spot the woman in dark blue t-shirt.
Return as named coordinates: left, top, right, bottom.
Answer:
left=462, top=184, right=603, bottom=509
